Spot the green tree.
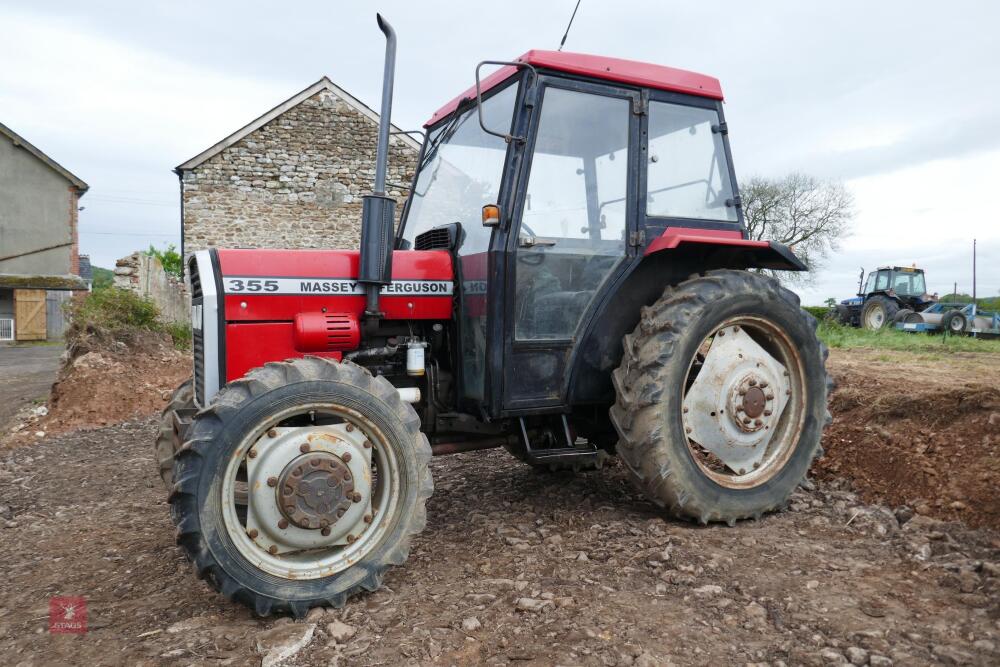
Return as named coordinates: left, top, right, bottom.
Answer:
left=144, top=244, right=183, bottom=278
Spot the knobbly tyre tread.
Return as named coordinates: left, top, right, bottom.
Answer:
left=155, top=378, right=194, bottom=490
left=609, top=269, right=832, bottom=525
left=167, top=357, right=433, bottom=618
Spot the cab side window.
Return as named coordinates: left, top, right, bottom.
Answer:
left=646, top=102, right=737, bottom=222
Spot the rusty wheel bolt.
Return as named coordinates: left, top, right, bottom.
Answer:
left=759, top=381, right=768, bottom=388
left=337, top=509, right=346, bottom=518
left=346, top=534, right=357, bottom=543
left=363, top=515, right=372, bottom=524
left=363, top=440, right=372, bottom=449
left=342, top=452, right=352, bottom=463
left=739, top=389, right=747, bottom=396
left=345, top=424, right=354, bottom=432
left=300, top=518, right=310, bottom=528
left=310, top=459, right=321, bottom=467
left=718, top=330, right=725, bottom=337
left=321, top=527, right=331, bottom=536
left=764, top=410, right=772, bottom=416
left=685, top=427, right=692, bottom=434
left=766, top=393, right=774, bottom=401
left=743, top=417, right=752, bottom=424
left=738, top=468, right=746, bottom=475
left=300, top=443, right=310, bottom=453
left=248, top=449, right=258, bottom=459
left=320, top=519, right=330, bottom=528
left=248, top=528, right=259, bottom=539
left=268, top=545, right=278, bottom=555
left=267, top=476, right=278, bottom=487
left=267, top=429, right=277, bottom=438
left=278, top=519, right=288, bottom=529
left=748, top=379, right=757, bottom=386
left=352, top=492, right=363, bottom=502
left=754, top=419, right=763, bottom=426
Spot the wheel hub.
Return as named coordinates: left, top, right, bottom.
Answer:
left=682, top=324, right=791, bottom=474
left=277, top=452, right=356, bottom=530
left=243, top=425, right=374, bottom=554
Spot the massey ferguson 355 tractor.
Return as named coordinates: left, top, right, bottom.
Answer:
left=160, top=15, right=829, bottom=616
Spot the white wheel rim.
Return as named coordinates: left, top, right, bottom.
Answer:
left=681, top=317, right=806, bottom=489
left=221, top=402, right=400, bottom=580
left=866, top=308, right=884, bottom=329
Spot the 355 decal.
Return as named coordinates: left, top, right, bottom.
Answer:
left=225, top=278, right=279, bottom=293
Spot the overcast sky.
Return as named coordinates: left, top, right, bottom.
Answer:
left=3, top=0, right=999, bottom=304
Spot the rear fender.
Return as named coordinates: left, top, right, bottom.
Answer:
left=643, top=228, right=806, bottom=272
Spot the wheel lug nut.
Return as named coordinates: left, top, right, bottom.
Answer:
left=278, top=519, right=288, bottom=529
left=743, top=418, right=751, bottom=424
left=267, top=476, right=278, bottom=487
left=300, top=443, right=310, bottom=453
left=248, top=528, right=258, bottom=539
left=347, top=534, right=357, bottom=543
left=363, top=515, right=372, bottom=524
left=739, top=389, right=747, bottom=396
left=759, top=381, right=768, bottom=388
left=268, top=545, right=278, bottom=555
left=748, top=379, right=757, bottom=386
left=754, top=419, right=763, bottom=426
left=685, top=427, right=692, bottom=434
left=363, top=440, right=372, bottom=449
left=352, top=492, right=362, bottom=502
left=267, top=429, right=277, bottom=438
left=766, top=393, right=774, bottom=400
left=764, top=410, right=772, bottom=416
left=321, top=527, right=331, bottom=536
left=342, top=452, right=352, bottom=463
left=248, top=449, right=258, bottom=459
left=346, top=424, right=354, bottom=432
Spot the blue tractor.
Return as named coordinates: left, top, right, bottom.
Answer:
left=834, top=266, right=936, bottom=330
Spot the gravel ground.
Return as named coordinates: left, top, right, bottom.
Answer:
left=0, top=418, right=997, bottom=666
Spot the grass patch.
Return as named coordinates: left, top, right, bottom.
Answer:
left=65, top=287, right=190, bottom=352
left=815, top=319, right=1000, bottom=354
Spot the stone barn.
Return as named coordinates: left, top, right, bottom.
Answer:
left=175, top=77, right=421, bottom=259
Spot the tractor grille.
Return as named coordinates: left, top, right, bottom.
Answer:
left=415, top=226, right=454, bottom=251
left=189, top=255, right=205, bottom=406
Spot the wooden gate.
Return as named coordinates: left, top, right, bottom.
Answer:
left=14, top=289, right=47, bottom=341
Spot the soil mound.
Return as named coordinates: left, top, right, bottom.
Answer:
left=43, top=328, right=190, bottom=435
left=818, top=349, right=1000, bottom=529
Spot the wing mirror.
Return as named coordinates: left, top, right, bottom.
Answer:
left=482, top=204, right=501, bottom=228
left=474, top=60, right=537, bottom=144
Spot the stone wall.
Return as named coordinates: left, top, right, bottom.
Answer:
left=181, top=88, right=419, bottom=254
left=114, top=253, right=189, bottom=324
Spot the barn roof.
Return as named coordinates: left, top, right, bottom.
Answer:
left=0, top=121, right=89, bottom=192
left=175, top=77, right=421, bottom=172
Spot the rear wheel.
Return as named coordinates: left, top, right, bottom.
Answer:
left=169, top=357, right=432, bottom=617
left=861, top=296, right=898, bottom=330
left=610, top=270, right=830, bottom=525
left=156, top=378, right=194, bottom=490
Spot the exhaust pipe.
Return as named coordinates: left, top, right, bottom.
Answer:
left=358, top=13, right=398, bottom=318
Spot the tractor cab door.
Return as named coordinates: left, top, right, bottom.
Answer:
left=499, top=78, right=639, bottom=411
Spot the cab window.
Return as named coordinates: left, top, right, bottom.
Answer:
left=646, top=101, right=737, bottom=222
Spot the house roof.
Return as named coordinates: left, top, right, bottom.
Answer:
left=0, top=121, right=89, bottom=193
left=175, top=77, right=421, bottom=172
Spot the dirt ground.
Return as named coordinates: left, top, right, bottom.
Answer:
left=0, top=348, right=998, bottom=666
left=820, top=349, right=1000, bottom=530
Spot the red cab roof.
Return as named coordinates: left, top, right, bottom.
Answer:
left=424, top=49, right=723, bottom=127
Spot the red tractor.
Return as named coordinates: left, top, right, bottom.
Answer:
left=160, top=16, right=829, bottom=616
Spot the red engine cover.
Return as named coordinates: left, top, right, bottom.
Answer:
left=216, top=248, right=453, bottom=382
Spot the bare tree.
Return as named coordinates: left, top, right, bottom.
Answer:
left=741, top=173, right=854, bottom=281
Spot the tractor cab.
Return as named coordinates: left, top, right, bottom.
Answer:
left=396, top=51, right=800, bottom=416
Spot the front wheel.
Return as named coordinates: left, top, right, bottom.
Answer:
left=610, top=270, right=831, bottom=525
left=169, top=357, right=432, bottom=617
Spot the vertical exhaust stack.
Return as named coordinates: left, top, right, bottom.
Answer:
left=358, top=13, right=398, bottom=318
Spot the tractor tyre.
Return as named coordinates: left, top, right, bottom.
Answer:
left=168, top=357, right=433, bottom=617
left=609, top=270, right=831, bottom=525
left=860, top=296, right=899, bottom=330
left=941, top=310, right=968, bottom=334
left=155, top=378, right=194, bottom=491
left=893, top=309, right=914, bottom=325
